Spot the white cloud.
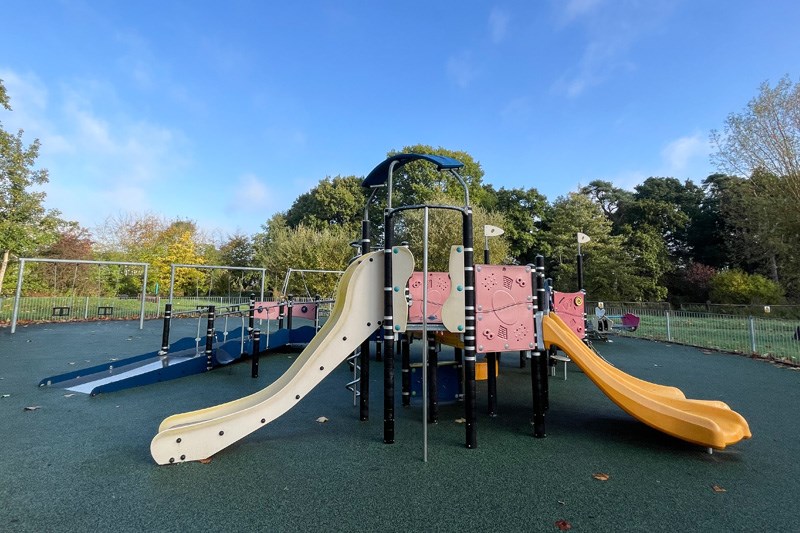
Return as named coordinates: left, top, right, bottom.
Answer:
left=560, top=0, right=604, bottom=23
left=501, top=97, right=532, bottom=122
left=552, top=1, right=676, bottom=98
left=447, top=52, right=480, bottom=89
left=226, top=173, right=273, bottom=213
left=1, top=67, right=189, bottom=231
left=661, top=132, right=710, bottom=174
left=488, top=8, right=510, bottom=43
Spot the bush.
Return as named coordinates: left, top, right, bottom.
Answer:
left=709, top=269, right=784, bottom=305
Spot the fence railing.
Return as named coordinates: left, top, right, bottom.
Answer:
left=0, top=295, right=336, bottom=327
left=598, top=304, right=800, bottom=364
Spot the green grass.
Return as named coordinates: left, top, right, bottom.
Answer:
left=617, top=311, right=800, bottom=363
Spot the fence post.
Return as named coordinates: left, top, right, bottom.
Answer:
left=84, top=297, right=89, bottom=319
left=665, top=310, right=672, bottom=342
left=748, top=316, right=756, bottom=354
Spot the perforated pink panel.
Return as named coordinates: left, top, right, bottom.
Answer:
left=253, top=302, right=318, bottom=321
left=254, top=302, right=280, bottom=320
left=552, top=291, right=585, bottom=338
left=474, top=265, right=534, bottom=353
left=291, top=303, right=318, bottom=320
left=407, top=272, right=450, bottom=324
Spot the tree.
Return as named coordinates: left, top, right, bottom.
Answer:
left=284, top=175, right=366, bottom=233
left=0, top=78, right=63, bottom=293
left=482, top=185, right=550, bottom=264
left=215, top=233, right=259, bottom=296
left=543, top=193, right=667, bottom=301
left=255, top=222, right=353, bottom=298
left=397, top=191, right=511, bottom=272
left=95, top=213, right=210, bottom=295
left=579, top=180, right=633, bottom=228
left=709, top=77, right=800, bottom=298
left=711, top=75, right=800, bottom=200
left=623, top=177, right=704, bottom=260
left=387, top=145, right=490, bottom=208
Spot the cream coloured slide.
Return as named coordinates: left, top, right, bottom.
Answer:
left=543, top=312, right=751, bottom=450
left=150, top=247, right=414, bottom=464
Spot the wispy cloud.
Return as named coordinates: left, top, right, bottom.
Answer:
left=488, top=8, right=510, bottom=43
left=552, top=1, right=676, bottom=98
left=0, top=68, right=188, bottom=227
left=447, top=52, right=480, bottom=89
left=559, top=0, right=604, bottom=24
left=661, top=132, right=711, bottom=175
left=226, top=173, right=274, bottom=213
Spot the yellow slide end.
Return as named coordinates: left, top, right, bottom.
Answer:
left=543, top=312, right=751, bottom=449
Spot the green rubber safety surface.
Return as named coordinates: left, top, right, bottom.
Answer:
left=1, top=320, right=799, bottom=532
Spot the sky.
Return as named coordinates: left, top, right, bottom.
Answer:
left=2, top=0, right=799, bottom=241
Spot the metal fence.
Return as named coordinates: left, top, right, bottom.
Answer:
left=595, top=303, right=800, bottom=364
left=0, top=295, right=335, bottom=327
left=0, top=295, right=253, bottom=326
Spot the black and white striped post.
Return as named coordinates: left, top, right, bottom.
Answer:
left=383, top=212, right=396, bottom=444
left=462, top=208, right=477, bottom=448
left=159, top=303, right=172, bottom=357
left=359, top=216, right=372, bottom=421
left=205, top=305, right=216, bottom=372
left=531, top=256, right=547, bottom=438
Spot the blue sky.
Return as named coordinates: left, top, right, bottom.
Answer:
left=1, top=0, right=798, bottom=240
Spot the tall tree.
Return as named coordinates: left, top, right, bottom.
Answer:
left=284, top=175, right=366, bottom=234
left=387, top=145, right=490, bottom=208
left=397, top=191, right=511, bottom=272
left=0, top=78, right=63, bottom=293
left=710, top=75, right=800, bottom=200
left=95, top=213, right=210, bottom=295
left=709, top=76, right=800, bottom=296
left=579, top=180, right=633, bottom=228
left=544, top=193, right=667, bottom=301
left=482, top=185, right=550, bottom=264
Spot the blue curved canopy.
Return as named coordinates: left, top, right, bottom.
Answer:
left=362, top=153, right=464, bottom=187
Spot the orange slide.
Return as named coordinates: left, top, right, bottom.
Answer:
left=543, top=312, right=751, bottom=449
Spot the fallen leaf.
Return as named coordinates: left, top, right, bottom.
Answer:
left=557, top=500, right=566, bottom=505
left=555, top=519, right=572, bottom=530
left=592, top=473, right=610, bottom=481
left=316, top=416, right=329, bottom=423
left=455, top=418, right=466, bottom=424
left=63, top=394, right=75, bottom=398
left=24, top=406, right=41, bottom=411
left=711, top=484, right=726, bottom=493
left=199, top=457, right=213, bottom=464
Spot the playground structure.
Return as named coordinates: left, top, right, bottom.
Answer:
left=38, top=294, right=322, bottom=396
left=149, top=153, right=751, bottom=465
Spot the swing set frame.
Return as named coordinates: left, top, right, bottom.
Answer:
left=10, top=258, right=150, bottom=334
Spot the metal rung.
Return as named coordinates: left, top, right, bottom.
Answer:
left=346, top=350, right=361, bottom=405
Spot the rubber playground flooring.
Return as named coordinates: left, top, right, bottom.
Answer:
left=1, top=319, right=799, bottom=532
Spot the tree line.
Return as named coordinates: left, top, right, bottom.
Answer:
left=2, top=77, right=798, bottom=306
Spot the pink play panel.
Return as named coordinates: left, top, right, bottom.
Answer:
left=407, top=272, right=450, bottom=324
left=253, top=302, right=317, bottom=321
left=473, top=265, right=535, bottom=353
left=552, top=291, right=585, bottom=338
